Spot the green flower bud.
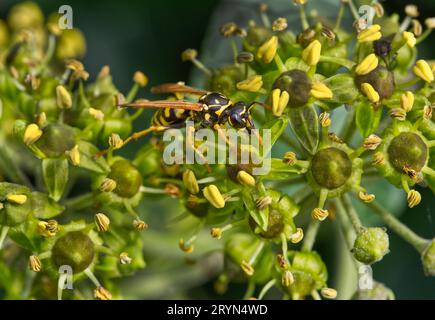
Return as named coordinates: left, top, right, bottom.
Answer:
left=249, top=208, right=284, bottom=239
left=355, top=66, right=395, bottom=101
left=353, top=228, right=389, bottom=264
left=7, top=2, right=44, bottom=30
left=208, top=65, right=244, bottom=97
left=133, top=143, right=162, bottom=177
left=421, top=239, right=435, bottom=276
left=107, top=159, right=143, bottom=198
left=56, top=29, right=87, bottom=60
left=352, top=281, right=395, bottom=300
left=279, top=251, right=328, bottom=299
left=310, top=147, right=352, bottom=189
left=387, top=132, right=428, bottom=173
left=35, top=124, right=76, bottom=158
left=51, top=231, right=95, bottom=273
left=224, top=233, right=274, bottom=284
left=272, top=70, right=312, bottom=109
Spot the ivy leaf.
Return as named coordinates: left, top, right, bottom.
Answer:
left=30, top=191, right=64, bottom=219
left=42, top=158, right=69, bottom=201
left=288, top=105, right=319, bottom=155
left=261, top=158, right=304, bottom=180
left=77, top=140, right=110, bottom=173
left=355, top=101, right=382, bottom=138
left=323, top=73, right=359, bottom=105
left=261, top=117, right=288, bottom=156
left=242, top=189, right=268, bottom=232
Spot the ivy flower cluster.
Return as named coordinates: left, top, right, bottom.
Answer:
left=0, top=1, right=434, bottom=300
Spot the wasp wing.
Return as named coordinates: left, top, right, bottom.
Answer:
left=151, top=83, right=208, bottom=95
left=118, top=100, right=204, bottom=111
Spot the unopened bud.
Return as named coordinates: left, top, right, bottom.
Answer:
left=133, top=71, right=148, bottom=87
left=281, top=270, right=294, bottom=287
left=109, top=133, right=123, bottom=149
left=56, top=85, right=72, bottom=109
left=23, top=123, right=42, bottom=145
left=203, top=185, right=225, bottom=209
left=94, top=287, right=112, bottom=300
left=100, top=178, right=117, bottom=192
left=6, top=193, right=27, bottom=204
left=363, top=134, right=382, bottom=150
left=28, top=255, right=41, bottom=272
left=302, top=40, right=321, bottom=66
left=358, top=191, right=375, bottom=203
left=237, top=170, right=256, bottom=187
left=407, top=190, right=421, bottom=208
left=321, top=287, right=337, bottom=299
left=119, top=252, right=132, bottom=265
left=95, top=213, right=110, bottom=232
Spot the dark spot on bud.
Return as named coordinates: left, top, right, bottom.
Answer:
left=311, top=147, right=352, bottom=189
left=373, top=38, right=392, bottom=58
left=388, top=132, right=428, bottom=173
left=355, top=65, right=395, bottom=100
left=273, top=70, right=312, bottom=108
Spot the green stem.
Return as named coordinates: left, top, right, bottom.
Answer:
left=301, top=220, right=320, bottom=252
left=126, top=84, right=139, bottom=103
left=396, top=77, right=419, bottom=90
left=243, top=281, right=256, bottom=300
left=416, top=28, right=432, bottom=45
left=341, top=194, right=363, bottom=232
left=258, top=279, right=276, bottom=300
left=334, top=2, right=345, bottom=31
left=366, top=201, right=430, bottom=253
left=0, top=226, right=10, bottom=249
left=299, top=5, right=309, bottom=30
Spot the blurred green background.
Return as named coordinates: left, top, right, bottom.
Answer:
left=0, top=0, right=434, bottom=299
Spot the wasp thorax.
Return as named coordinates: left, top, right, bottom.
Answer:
left=107, top=159, right=143, bottom=198
left=388, top=132, right=428, bottom=173
left=249, top=208, right=284, bottom=239
left=311, top=147, right=352, bottom=189
left=272, top=70, right=312, bottom=108
left=355, top=65, right=395, bottom=100
left=52, top=232, right=95, bottom=273
left=36, top=124, right=76, bottom=158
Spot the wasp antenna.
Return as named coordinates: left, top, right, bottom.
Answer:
left=249, top=101, right=271, bottom=110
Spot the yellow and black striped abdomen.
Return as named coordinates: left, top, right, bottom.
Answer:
left=151, top=108, right=191, bottom=127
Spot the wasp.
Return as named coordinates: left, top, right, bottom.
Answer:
left=96, top=83, right=265, bottom=159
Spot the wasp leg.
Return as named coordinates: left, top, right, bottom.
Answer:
left=95, top=126, right=167, bottom=158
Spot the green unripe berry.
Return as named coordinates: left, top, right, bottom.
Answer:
left=36, top=124, right=76, bottom=158
left=273, top=70, right=312, bottom=108
left=353, top=228, right=389, bottom=264
left=311, top=147, right=352, bottom=189
left=421, top=240, right=435, bottom=276
left=355, top=65, right=395, bottom=100
left=52, top=232, right=95, bottom=273
left=388, top=132, right=428, bottom=173
left=352, top=281, right=395, bottom=300
left=107, top=159, right=143, bottom=198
